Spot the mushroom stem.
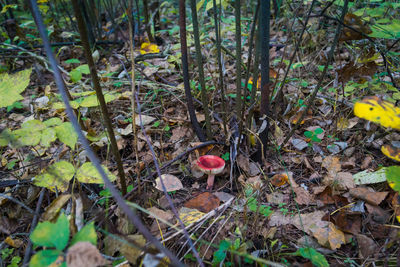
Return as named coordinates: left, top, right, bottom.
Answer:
left=206, top=174, right=215, bottom=190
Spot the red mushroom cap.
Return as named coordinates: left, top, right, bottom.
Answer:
left=196, top=155, right=225, bottom=175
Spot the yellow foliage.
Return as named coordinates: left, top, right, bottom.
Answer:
left=140, top=42, right=160, bottom=55
left=354, top=96, right=400, bottom=130
left=381, top=144, right=400, bottom=162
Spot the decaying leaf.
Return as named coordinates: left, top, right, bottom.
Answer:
left=184, top=192, right=220, bottom=213
left=179, top=207, right=205, bottom=225
left=381, top=144, right=400, bottom=162
left=66, top=241, right=109, bottom=267
left=42, top=194, right=71, bottom=221
left=155, top=174, right=183, bottom=192
left=349, top=187, right=388, bottom=206
left=270, top=173, right=288, bottom=187
left=120, top=235, right=146, bottom=264
left=353, top=168, right=387, bottom=185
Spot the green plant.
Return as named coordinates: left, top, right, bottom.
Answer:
left=6, top=101, right=23, bottom=112
left=245, top=188, right=273, bottom=218
left=291, top=247, right=328, bottom=267
left=304, top=128, right=324, bottom=146
left=29, top=213, right=98, bottom=267
left=69, top=64, right=90, bottom=83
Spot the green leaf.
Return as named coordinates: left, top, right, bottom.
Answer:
left=386, top=165, right=400, bottom=193
left=55, top=122, right=77, bottom=149
left=65, top=58, right=80, bottom=64
left=30, top=213, right=70, bottom=250
left=213, top=240, right=230, bottom=264
left=76, top=162, right=116, bottom=184
left=29, top=249, right=61, bottom=267
left=79, top=92, right=119, bottom=108
left=40, top=127, right=56, bottom=148
left=0, top=68, right=32, bottom=108
left=75, top=64, right=90, bottom=74
left=13, top=128, right=41, bottom=147
left=0, top=128, right=15, bottom=147
left=304, top=131, right=313, bottom=138
left=70, top=69, right=82, bottom=83
left=70, top=222, right=97, bottom=246
left=43, top=117, right=62, bottom=127
left=314, top=128, right=324, bottom=134
left=295, top=247, right=329, bottom=267
left=34, top=161, right=75, bottom=192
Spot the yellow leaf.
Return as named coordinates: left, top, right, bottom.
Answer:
left=354, top=96, right=400, bottom=130
left=381, top=144, right=400, bottom=162
left=179, top=207, right=205, bottom=226
left=140, top=42, right=160, bottom=55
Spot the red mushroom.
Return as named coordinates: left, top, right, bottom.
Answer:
left=196, top=155, right=225, bottom=190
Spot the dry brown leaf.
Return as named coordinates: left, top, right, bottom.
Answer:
left=267, top=192, right=289, bottom=205
left=246, top=176, right=263, bottom=189
left=365, top=203, right=390, bottom=223
left=356, top=234, right=378, bottom=259
left=155, top=174, right=183, bottom=192
left=349, top=187, right=388, bottom=205
left=293, top=187, right=314, bottom=205
left=237, top=154, right=250, bottom=174
left=326, top=172, right=355, bottom=190
left=292, top=211, right=345, bottom=250
left=361, top=156, right=373, bottom=170
left=190, top=160, right=204, bottom=179
left=184, top=192, right=220, bottom=213
left=147, top=207, right=174, bottom=222
left=270, top=173, right=288, bottom=187
left=41, top=194, right=71, bottom=221
left=4, top=236, right=23, bottom=248
left=322, top=156, right=341, bottom=175
left=332, top=211, right=361, bottom=234
left=66, top=242, right=109, bottom=267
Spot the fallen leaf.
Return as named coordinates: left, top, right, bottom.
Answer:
left=42, top=194, right=71, bottom=221
left=332, top=211, right=361, bottom=234
left=349, top=187, right=388, bottom=205
left=294, top=187, right=314, bottom=205
left=270, top=173, right=288, bottom=187
left=190, top=160, right=204, bottom=179
left=134, top=114, right=156, bottom=126
left=356, top=234, right=378, bottom=259
left=322, top=156, right=341, bottom=175
left=147, top=207, right=174, bottom=222
left=365, top=203, right=390, bottom=223
left=120, top=235, right=146, bottom=264
left=4, top=236, right=23, bottom=248
left=155, top=174, right=183, bottom=192
left=237, top=154, right=250, bottom=174
left=246, top=176, right=263, bottom=189
left=66, top=242, right=109, bottom=267
left=353, top=168, right=387, bottom=185
left=324, top=172, right=355, bottom=190
left=361, top=156, right=373, bottom=169
left=267, top=192, right=289, bottom=205
left=179, top=207, right=205, bottom=225
left=184, top=192, right=220, bottom=213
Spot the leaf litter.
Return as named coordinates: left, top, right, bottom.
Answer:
left=1, top=2, right=400, bottom=267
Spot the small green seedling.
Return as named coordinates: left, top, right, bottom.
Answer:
left=304, top=128, right=324, bottom=146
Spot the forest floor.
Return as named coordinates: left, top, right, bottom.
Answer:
left=1, top=2, right=400, bottom=267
